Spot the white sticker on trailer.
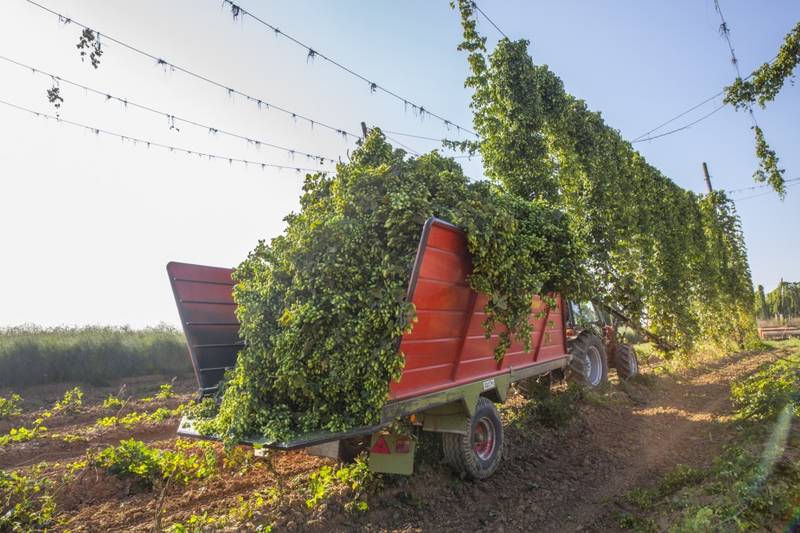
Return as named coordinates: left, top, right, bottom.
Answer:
left=483, top=379, right=495, bottom=391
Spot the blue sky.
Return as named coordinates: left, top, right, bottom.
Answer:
left=0, top=0, right=797, bottom=327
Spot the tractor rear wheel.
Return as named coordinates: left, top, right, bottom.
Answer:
left=568, top=332, right=609, bottom=388
left=442, top=397, right=503, bottom=479
left=614, top=343, right=639, bottom=380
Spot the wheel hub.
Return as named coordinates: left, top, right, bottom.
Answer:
left=473, top=417, right=496, bottom=460
left=584, top=345, right=602, bottom=386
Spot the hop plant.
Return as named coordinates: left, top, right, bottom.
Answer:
left=200, top=129, right=580, bottom=445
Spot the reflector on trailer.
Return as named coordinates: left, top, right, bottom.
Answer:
left=370, top=437, right=390, bottom=454
left=395, top=438, right=411, bottom=454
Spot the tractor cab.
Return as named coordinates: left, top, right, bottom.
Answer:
left=564, top=300, right=639, bottom=387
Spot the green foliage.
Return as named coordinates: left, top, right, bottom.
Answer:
left=202, top=130, right=580, bottom=443
left=0, top=423, right=47, bottom=447
left=166, top=488, right=277, bottom=532
left=693, top=193, right=760, bottom=350
left=0, top=467, right=56, bottom=532
left=723, top=21, right=799, bottom=196
left=511, top=380, right=583, bottom=429
left=0, top=389, right=83, bottom=445
left=0, top=325, right=191, bottom=387
left=102, top=394, right=125, bottom=410
left=95, top=405, right=184, bottom=429
left=615, top=511, right=658, bottom=532
left=156, top=380, right=176, bottom=400
left=94, top=438, right=217, bottom=489
left=53, top=386, right=83, bottom=414
left=46, top=83, right=63, bottom=115
left=754, top=285, right=770, bottom=320
left=622, top=464, right=705, bottom=512
left=730, top=352, right=800, bottom=420
left=453, top=1, right=758, bottom=354
left=725, top=22, right=800, bottom=110
left=0, top=393, right=22, bottom=419
left=76, top=28, right=103, bottom=68
left=618, top=345, right=800, bottom=531
left=763, top=280, right=800, bottom=320
left=671, top=507, right=716, bottom=532
left=660, top=464, right=707, bottom=495
left=751, top=126, right=785, bottom=197
left=669, top=442, right=800, bottom=531
left=622, top=443, right=800, bottom=531
left=305, top=457, right=373, bottom=512
left=166, top=513, right=219, bottom=533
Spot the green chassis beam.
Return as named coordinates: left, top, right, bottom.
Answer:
left=177, top=355, right=570, bottom=450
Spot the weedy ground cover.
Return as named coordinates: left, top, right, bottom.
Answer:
left=0, top=466, right=57, bottom=532
left=93, top=438, right=218, bottom=489
left=95, top=405, right=185, bottom=430
left=0, top=387, right=84, bottom=446
left=0, top=393, right=22, bottom=419
left=615, top=341, right=800, bottom=531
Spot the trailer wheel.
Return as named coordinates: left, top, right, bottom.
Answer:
left=442, top=397, right=503, bottom=480
left=614, top=343, right=639, bottom=380
left=338, top=438, right=368, bottom=463
left=569, top=332, right=609, bottom=388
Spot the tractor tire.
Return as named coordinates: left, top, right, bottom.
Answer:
left=614, top=343, right=640, bottom=380
left=568, top=332, right=609, bottom=388
left=442, top=397, right=503, bottom=480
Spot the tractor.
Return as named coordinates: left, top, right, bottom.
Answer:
left=565, top=300, right=640, bottom=387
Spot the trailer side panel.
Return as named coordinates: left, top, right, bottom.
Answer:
left=167, top=262, right=241, bottom=395
left=390, top=219, right=568, bottom=401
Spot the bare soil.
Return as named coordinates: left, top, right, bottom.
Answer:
left=0, top=349, right=788, bottom=532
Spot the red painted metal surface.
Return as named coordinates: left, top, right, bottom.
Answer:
left=389, top=219, right=568, bottom=400
left=166, top=262, right=241, bottom=394
left=168, top=218, right=568, bottom=401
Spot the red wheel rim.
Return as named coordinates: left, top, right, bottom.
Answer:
left=473, top=417, right=496, bottom=460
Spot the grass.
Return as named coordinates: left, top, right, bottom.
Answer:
left=617, top=340, right=800, bottom=531
left=0, top=325, right=191, bottom=387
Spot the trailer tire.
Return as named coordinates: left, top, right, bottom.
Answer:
left=338, top=438, right=367, bottom=463
left=442, top=397, right=503, bottom=480
left=568, top=332, right=609, bottom=388
left=614, top=343, right=639, bottom=380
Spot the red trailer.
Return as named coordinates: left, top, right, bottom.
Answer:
left=169, top=218, right=572, bottom=478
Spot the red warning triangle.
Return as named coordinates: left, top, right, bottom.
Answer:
left=370, top=437, right=391, bottom=454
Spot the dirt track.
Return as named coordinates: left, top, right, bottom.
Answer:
left=0, top=349, right=785, bottom=531
left=357, top=348, right=780, bottom=532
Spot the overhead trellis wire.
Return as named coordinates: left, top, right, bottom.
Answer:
left=471, top=1, right=509, bottom=40
left=630, top=54, right=776, bottom=143
left=380, top=129, right=481, bottom=158
left=0, top=54, right=339, bottom=166
left=383, top=134, right=421, bottom=156
left=726, top=176, right=800, bottom=195
left=733, top=181, right=800, bottom=201
left=220, top=0, right=477, bottom=138
left=23, top=0, right=363, bottom=142
left=714, top=0, right=759, bottom=127
left=0, top=98, right=326, bottom=173
left=382, top=130, right=447, bottom=142
left=631, top=91, right=725, bottom=142
left=632, top=103, right=727, bottom=143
